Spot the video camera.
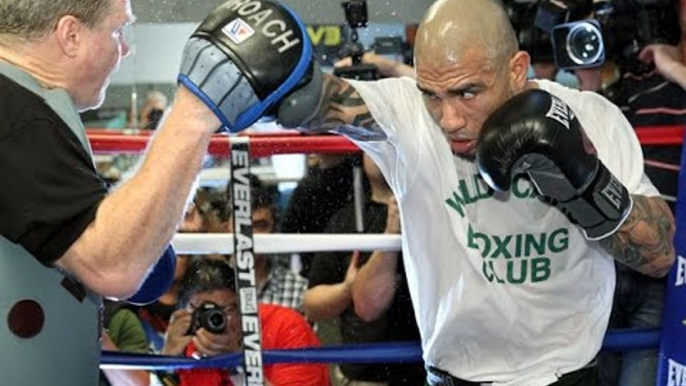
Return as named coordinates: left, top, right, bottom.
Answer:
left=505, top=0, right=556, bottom=65
left=186, top=301, right=227, bottom=335
left=334, top=0, right=380, bottom=80
left=533, top=0, right=680, bottom=71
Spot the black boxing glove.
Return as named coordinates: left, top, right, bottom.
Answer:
left=476, top=89, right=632, bottom=240
left=178, top=0, right=323, bottom=133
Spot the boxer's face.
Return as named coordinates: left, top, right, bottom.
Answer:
left=416, top=49, right=529, bottom=160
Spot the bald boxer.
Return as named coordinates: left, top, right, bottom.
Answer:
left=0, top=0, right=311, bottom=384
left=269, top=0, right=677, bottom=385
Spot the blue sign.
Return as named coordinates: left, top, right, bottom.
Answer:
left=657, top=139, right=686, bottom=386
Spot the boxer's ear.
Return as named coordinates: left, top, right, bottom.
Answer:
left=508, top=51, right=530, bottom=91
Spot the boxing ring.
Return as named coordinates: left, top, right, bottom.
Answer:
left=90, top=127, right=686, bottom=385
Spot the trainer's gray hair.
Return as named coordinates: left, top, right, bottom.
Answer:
left=0, top=0, right=111, bottom=41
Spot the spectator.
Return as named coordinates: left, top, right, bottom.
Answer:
left=129, top=90, right=169, bottom=130
left=226, top=176, right=309, bottom=313
left=136, top=203, right=197, bottom=386
left=162, top=258, right=330, bottom=386
left=532, top=61, right=558, bottom=81
left=280, top=153, right=360, bottom=278
left=139, top=90, right=168, bottom=130
left=571, top=6, right=684, bottom=385
left=136, top=200, right=201, bottom=355
left=305, top=154, right=425, bottom=386
left=101, top=301, right=151, bottom=386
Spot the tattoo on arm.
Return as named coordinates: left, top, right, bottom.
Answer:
left=599, top=195, right=676, bottom=278
left=305, top=75, right=383, bottom=139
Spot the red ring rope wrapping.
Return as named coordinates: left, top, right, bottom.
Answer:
left=633, top=125, right=684, bottom=145
left=88, top=133, right=359, bottom=157
left=87, top=125, right=684, bottom=156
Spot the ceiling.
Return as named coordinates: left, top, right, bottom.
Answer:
left=131, top=0, right=433, bottom=24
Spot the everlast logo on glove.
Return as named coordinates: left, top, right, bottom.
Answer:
left=545, top=96, right=573, bottom=130
left=600, top=175, right=624, bottom=211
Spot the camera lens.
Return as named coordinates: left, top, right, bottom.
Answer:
left=190, top=302, right=228, bottom=335
left=566, top=21, right=604, bottom=65
left=200, top=308, right=226, bottom=334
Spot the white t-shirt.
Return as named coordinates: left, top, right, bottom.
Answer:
left=346, top=78, right=659, bottom=386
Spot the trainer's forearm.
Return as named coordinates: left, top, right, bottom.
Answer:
left=57, top=90, right=218, bottom=298
left=303, top=283, right=352, bottom=322
left=599, top=195, right=676, bottom=278
left=352, top=250, right=399, bottom=322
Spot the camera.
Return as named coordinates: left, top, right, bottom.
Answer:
left=143, top=108, right=164, bottom=130
left=334, top=0, right=379, bottom=81
left=505, top=0, right=555, bottom=64
left=342, top=0, right=368, bottom=29
left=551, top=19, right=605, bottom=69
left=534, top=0, right=680, bottom=71
left=186, top=301, right=227, bottom=335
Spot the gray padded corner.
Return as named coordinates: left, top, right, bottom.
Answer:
left=180, top=37, right=259, bottom=126
left=217, top=75, right=259, bottom=124
left=179, top=37, right=211, bottom=75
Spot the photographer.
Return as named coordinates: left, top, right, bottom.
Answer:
left=548, top=1, right=683, bottom=385
left=612, top=4, right=685, bottom=211
left=600, top=4, right=685, bottom=385
left=162, top=258, right=329, bottom=386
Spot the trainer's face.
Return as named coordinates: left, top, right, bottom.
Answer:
left=416, top=50, right=526, bottom=159
left=74, top=0, right=134, bottom=110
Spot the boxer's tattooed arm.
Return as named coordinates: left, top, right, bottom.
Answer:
left=599, top=195, right=676, bottom=278
left=303, top=75, right=385, bottom=140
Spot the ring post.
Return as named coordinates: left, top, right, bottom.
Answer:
left=230, top=137, right=265, bottom=386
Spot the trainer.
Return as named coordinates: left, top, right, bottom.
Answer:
left=0, top=0, right=311, bottom=384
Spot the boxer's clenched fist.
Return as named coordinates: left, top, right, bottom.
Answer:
left=477, top=89, right=632, bottom=240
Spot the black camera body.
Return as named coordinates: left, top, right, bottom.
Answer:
left=551, top=19, right=605, bottom=69
left=342, top=0, right=368, bottom=29
left=186, top=301, right=227, bottom=335
left=533, top=0, right=680, bottom=71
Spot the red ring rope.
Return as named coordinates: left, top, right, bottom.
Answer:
left=88, top=133, right=359, bottom=157
left=633, top=125, right=684, bottom=145
left=87, top=125, right=684, bottom=156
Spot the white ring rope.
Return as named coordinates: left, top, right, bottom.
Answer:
left=172, top=233, right=402, bottom=254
